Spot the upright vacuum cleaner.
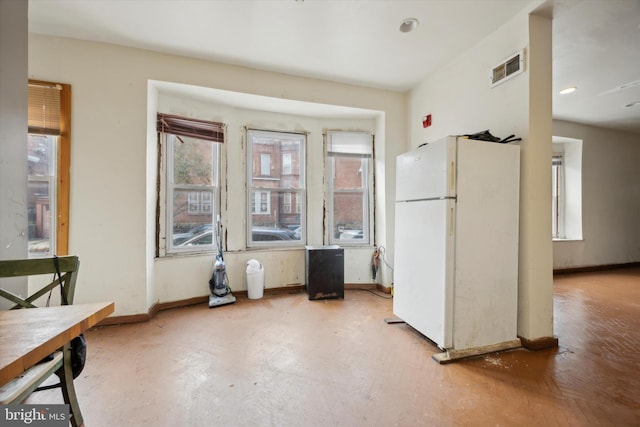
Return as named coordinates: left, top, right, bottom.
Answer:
left=209, top=218, right=236, bottom=308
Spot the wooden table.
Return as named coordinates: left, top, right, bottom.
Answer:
left=0, top=302, right=114, bottom=386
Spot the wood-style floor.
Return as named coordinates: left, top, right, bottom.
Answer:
left=28, top=267, right=640, bottom=426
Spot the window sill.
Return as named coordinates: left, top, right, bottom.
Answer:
left=157, top=250, right=216, bottom=260
left=553, top=238, right=583, bottom=242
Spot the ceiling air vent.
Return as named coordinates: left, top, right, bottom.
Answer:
left=491, top=49, right=525, bottom=87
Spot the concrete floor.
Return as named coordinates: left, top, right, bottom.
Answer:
left=29, top=267, right=640, bottom=426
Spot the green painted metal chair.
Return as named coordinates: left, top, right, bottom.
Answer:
left=0, top=256, right=84, bottom=427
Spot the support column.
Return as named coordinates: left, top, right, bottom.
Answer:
left=518, top=13, right=557, bottom=349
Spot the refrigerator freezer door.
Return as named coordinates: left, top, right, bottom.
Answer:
left=395, top=137, right=457, bottom=202
left=393, top=198, right=455, bottom=348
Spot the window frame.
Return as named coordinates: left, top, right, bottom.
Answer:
left=163, top=134, right=221, bottom=255
left=246, top=129, right=306, bottom=248
left=551, top=137, right=583, bottom=241
left=552, top=151, right=565, bottom=239
left=27, top=80, right=71, bottom=257
left=157, top=113, right=225, bottom=256
left=326, top=131, right=374, bottom=246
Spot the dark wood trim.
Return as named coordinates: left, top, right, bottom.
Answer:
left=96, top=283, right=393, bottom=327
left=98, top=313, right=151, bottom=326
left=97, top=286, right=304, bottom=326
left=345, top=283, right=375, bottom=290
left=155, top=296, right=208, bottom=311
left=376, top=284, right=392, bottom=294
left=236, top=285, right=306, bottom=298
left=553, top=262, right=640, bottom=275
left=519, top=335, right=559, bottom=351
left=148, top=301, right=161, bottom=318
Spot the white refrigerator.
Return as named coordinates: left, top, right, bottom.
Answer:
left=393, top=136, right=521, bottom=362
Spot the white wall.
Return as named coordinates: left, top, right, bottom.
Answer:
left=407, top=8, right=554, bottom=341
left=553, top=120, right=640, bottom=269
left=407, top=17, right=530, bottom=147
left=0, top=0, right=28, bottom=307
left=28, top=35, right=405, bottom=316
left=153, top=92, right=379, bottom=302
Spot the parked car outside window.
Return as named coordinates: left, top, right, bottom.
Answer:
left=173, top=223, right=213, bottom=246
left=178, top=227, right=296, bottom=248
left=177, top=230, right=213, bottom=247
left=252, top=227, right=296, bottom=241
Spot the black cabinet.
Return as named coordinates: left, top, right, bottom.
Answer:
left=305, top=245, right=344, bottom=300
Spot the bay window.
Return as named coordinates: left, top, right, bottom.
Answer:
left=327, top=131, right=373, bottom=245
left=247, top=130, right=305, bottom=247
left=157, top=114, right=223, bottom=253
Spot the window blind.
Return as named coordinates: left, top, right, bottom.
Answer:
left=327, top=131, right=372, bottom=157
left=28, top=83, right=61, bottom=135
left=157, top=113, right=225, bottom=143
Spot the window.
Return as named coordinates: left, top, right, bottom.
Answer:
left=260, top=154, right=271, bottom=176
left=552, top=137, right=583, bottom=241
left=27, top=81, right=71, bottom=257
left=252, top=191, right=271, bottom=214
left=188, top=192, right=199, bottom=214
left=283, top=192, right=292, bottom=213
left=157, top=114, right=224, bottom=253
left=187, top=191, right=213, bottom=214
left=327, top=131, right=373, bottom=245
left=247, top=130, right=305, bottom=247
left=283, top=153, right=292, bottom=174
left=27, top=135, right=56, bottom=256
left=552, top=152, right=564, bottom=239
left=201, top=191, right=213, bottom=214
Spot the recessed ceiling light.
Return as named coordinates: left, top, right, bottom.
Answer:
left=399, top=18, right=419, bottom=33
left=559, top=86, right=577, bottom=95
left=624, top=101, right=640, bottom=108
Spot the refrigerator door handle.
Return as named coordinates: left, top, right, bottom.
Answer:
left=449, top=205, right=455, bottom=236
left=449, top=161, right=456, bottom=194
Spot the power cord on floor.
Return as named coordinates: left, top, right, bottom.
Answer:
left=347, top=288, right=393, bottom=299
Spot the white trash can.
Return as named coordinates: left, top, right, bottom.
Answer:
left=246, top=259, right=264, bottom=299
